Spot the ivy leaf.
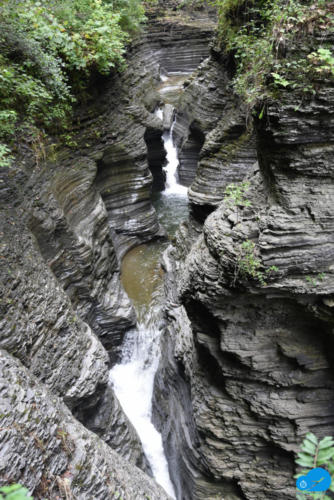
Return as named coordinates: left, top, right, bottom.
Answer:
left=271, top=72, right=291, bottom=87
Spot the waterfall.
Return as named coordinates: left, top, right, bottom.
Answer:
left=162, top=121, right=188, bottom=197
left=154, top=105, right=188, bottom=197
left=109, top=298, right=176, bottom=499
left=108, top=95, right=189, bottom=500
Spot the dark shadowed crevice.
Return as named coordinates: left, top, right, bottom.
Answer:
left=178, top=121, right=205, bottom=187
left=144, top=126, right=167, bottom=192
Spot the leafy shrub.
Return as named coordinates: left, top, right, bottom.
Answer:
left=232, top=239, right=278, bottom=286
left=235, top=239, right=264, bottom=284
left=0, top=144, right=14, bottom=168
left=0, top=0, right=148, bottom=149
left=206, top=0, right=334, bottom=106
left=224, top=181, right=251, bottom=209
left=308, top=48, right=334, bottom=77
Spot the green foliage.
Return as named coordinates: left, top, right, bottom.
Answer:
left=0, top=0, right=148, bottom=156
left=308, top=48, right=334, bottom=77
left=234, top=239, right=279, bottom=286
left=224, top=181, right=251, bottom=209
left=0, top=484, right=33, bottom=500
left=207, top=0, right=334, bottom=106
left=0, top=144, right=14, bottom=167
left=236, top=240, right=264, bottom=284
left=224, top=181, right=251, bottom=224
left=271, top=72, right=291, bottom=88
left=305, top=273, right=325, bottom=287
left=295, top=433, right=334, bottom=499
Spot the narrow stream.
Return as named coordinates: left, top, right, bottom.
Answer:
left=109, top=84, right=188, bottom=498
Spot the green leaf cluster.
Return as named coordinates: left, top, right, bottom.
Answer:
left=296, top=433, right=334, bottom=499
left=237, top=240, right=264, bottom=283
left=224, top=181, right=251, bottom=209
left=0, top=484, right=33, bottom=500
left=233, top=238, right=279, bottom=286
left=308, top=48, right=334, bottom=77
left=0, top=0, right=147, bottom=150
left=206, top=0, right=334, bottom=107
left=0, top=143, right=14, bottom=168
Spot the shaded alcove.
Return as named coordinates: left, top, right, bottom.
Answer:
left=144, top=126, right=167, bottom=192
left=178, top=121, right=205, bottom=187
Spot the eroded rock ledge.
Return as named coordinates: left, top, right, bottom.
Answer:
left=0, top=348, right=168, bottom=499
left=0, top=5, right=215, bottom=497
left=153, top=30, right=334, bottom=500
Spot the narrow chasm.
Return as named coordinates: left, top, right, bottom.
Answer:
left=109, top=73, right=194, bottom=498
left=1, top=1, right=334, bottom=500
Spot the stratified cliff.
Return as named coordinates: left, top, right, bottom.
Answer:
left=2, top=0, right=333, bottom=498
left=153, top=20, right=334, bottom=500
left=0, top=2, right=215, bottom=497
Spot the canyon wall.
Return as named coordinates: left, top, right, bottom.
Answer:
left=0, top=6, right=215, bottom=498
left=2, top=1, right=332, bottom=498
left=153, top=26, right=334, bottom=500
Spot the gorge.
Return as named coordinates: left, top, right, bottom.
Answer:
left=0, top=1, right=334, bottom=500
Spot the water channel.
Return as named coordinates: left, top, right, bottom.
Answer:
left=109, top=73, right=189, bottom=498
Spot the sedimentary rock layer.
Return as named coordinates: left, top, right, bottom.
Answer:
left=0, top=7, right=216, bottom=495
left=154, top=30, right=334, bottom=500
left=0, top=348, right=169, bottom=499
left=174, top=57, right=257, bottom=214
left=0, top=210, right=146, bottom=472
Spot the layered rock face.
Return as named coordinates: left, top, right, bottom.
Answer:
left=72, top=12, right=216, bottom=255
left=26, top=157, right=136, bottom=361
left=154, top=30, right=334, bottom=500
left=173, top=56, right=257, bottom=216
left=0, top=348, right=168, bottom=499
left=0, top=209, right=148, bottom=477
left=0, top=5, right=215, bottom=497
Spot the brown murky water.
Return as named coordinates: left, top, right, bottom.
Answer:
left=121, top=73, right=190, bottom=311
left=121, top=192, right=189, bottom=310
left=121, top=241, right=165, bottom=308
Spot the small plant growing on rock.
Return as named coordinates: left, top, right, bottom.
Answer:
left=271, top=72, right=291, bottom=88
left=235, top=240, right=264, bottom=285
left=308, top=48, right=334, bottom=77
left=234, top=240, right=279, bottom=286
left=306, top=273, right=325, bottom=287
left=0, top=484, right=33, bottom=500
left=224, top=181, right=251, bottom=208
left=295, top=433, right=334, bottom=499
left=0, top=144, right=13, bottom=168
left=224, top=181, right=251, bottom=222
left=57, top=428, right=73, bottom=455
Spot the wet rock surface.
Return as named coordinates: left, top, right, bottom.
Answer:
left=153, top=31, right=334, bottom=500
left=0, top=209, right=147, bottom=477
left=174, top=57, right=257, bottom=213
left=0, top=5, right=215, bottom=497
left=0, top=349, right=169, bottom=499
left=4, top=2, right=333, bottom=499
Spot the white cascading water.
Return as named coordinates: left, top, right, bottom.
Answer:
left=155, top=106, right=188, bottom=197
left=162, top=122, right=188, bottom=197
left=155, top=107, right=164, bottom=120
left=109, top=103, right=188, bottom=499
left=109, top=301, right=175, bottom=498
